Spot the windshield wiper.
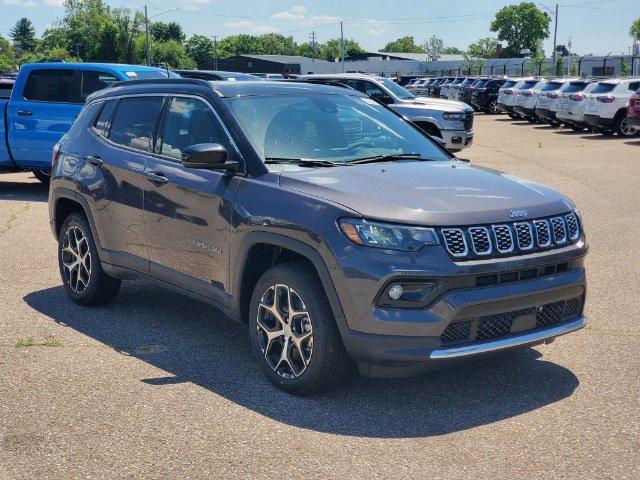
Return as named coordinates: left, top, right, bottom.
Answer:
left=264, top=157, right=338, bottom=167
left=346, top=153, right=436, bottom=165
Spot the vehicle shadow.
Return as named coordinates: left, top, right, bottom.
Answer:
left=24, top=283, right=580, bottom=439
left=0, top=180, right=49, bottom=202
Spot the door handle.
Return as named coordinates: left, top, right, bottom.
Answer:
left=17, top=110, right=33, bottom=116
left=145, top=171, right=170, bottom=186
left=87, top=155, right=103, bottom=166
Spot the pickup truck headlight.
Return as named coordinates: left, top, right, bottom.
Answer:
left=339, top=218, right=439, bottom=251
left=443, top=112, right=467, bottom=121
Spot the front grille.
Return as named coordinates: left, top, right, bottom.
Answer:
left=441, top=297, right=582, bottom=344
left=440, top=213, right=580, bottom=260
left=463, top=111, right=474, bottom=130
left=442, top=228, right=468, bottom=257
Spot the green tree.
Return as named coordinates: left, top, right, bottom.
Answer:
left=152, top=39, right=196, bottom=69
left=151, top=21, right=185, bottom=44
left=462, top=51, right=475, bottom=74
left=320, top=38, right=364, bottom=61
left=630, top=18, right=640, bottom=41
left=10, top=18, right=38, bottom=52
left=380, top=36, right=425, bottom=53
left=40, top=28, right=68, bottom=52
left=490, top=2, right=550, bottom=57
left=185, top=35, right=216, bottom=67
left=619, top=57, right=631, bottom=76
left=442, top=46, right=463, bottom=55
left=0, top=36, right=18, bottom=72
left=467, top=37, right=498, bottom=59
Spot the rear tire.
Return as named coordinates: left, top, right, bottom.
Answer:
left=58, top=213, right=121, bottom=306
left=485, top=100, right=498, bottom=114
left=615, top=115, right=638, bottom=137
left=32, top=169, right=50, bottom=184
left=248, top=263, right=350, bottom=394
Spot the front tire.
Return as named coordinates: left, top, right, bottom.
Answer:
left=58, top=213, right=121, bottom=306
left=248, top=263, right=350, bottom=394
left=32, top=169, right=50, bottom=184
left=485, top=99, right=498, bottom=114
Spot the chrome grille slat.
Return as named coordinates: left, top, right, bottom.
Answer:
left=492, top=225, right=514, bottom=253
left=441, top=228, right=468, bottom=257
left=514, top=222, right=534, bottom=250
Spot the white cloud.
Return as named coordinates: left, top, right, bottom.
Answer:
left=43, top=0, right=64, bottom=6
left=224, top=20, right=253, bottom=29
left=25, top=0, right=36, bottom=5
left=271, top=5, right=306, bottom=20
left=367, top=28, right=385, bottom=37
left=308, top=14, right=341, bottom=22
left=2, top=0, right=21, bottom=5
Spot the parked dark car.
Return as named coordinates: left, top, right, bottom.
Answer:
left=457, top=77, right=478, bottom=106
left=49, top=79, right=588, bottom=394
left=471, top=77, right=508, bottom=114
left=430, top=77, right=449, bottom=97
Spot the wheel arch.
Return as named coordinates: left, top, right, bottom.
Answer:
left=232, top=232, right=348, bottom=334
left=51, top=189, right=102, bottom=251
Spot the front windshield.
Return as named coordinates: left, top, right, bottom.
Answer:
left=225, top=94, right=450, bottom=167
left=378, top=77, right=415, bottom=100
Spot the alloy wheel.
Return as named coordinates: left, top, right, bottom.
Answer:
left=619, top=118, right=637, bottom=137
left=256, top=284, right=313, bottom=379
left=61, top=225, right=92, bottom=294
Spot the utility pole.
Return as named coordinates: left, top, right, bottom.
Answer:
left=213, top=35, right=218, bottom=70
left=552, top=3, right=559, bottom=67
left=309, top=30, right=316, bottom=62
left=145, top=5, right=151, bottom=66
left=339, top=22, right=345, bottom=72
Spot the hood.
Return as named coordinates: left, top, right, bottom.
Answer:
left=278, top=161, right=573, bottom=226
left=399, top=96, right=472, bottom=113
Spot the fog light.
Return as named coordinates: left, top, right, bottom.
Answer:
left=388, top=284, right=404, bottom=300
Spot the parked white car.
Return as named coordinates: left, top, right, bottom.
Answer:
left=446, top=78, right=464, bottom=100
left=497, top=78, right=532, bottom=118
left=556, top=80, right=597, bottom=131
left=407, top=78, right=430, bottom=96
left=513, top=79, right=547, bottom=122
left=534, top=78, right=581, bottom=125
left=583, top=78, right=640, bottom=137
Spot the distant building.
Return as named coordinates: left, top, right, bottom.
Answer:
left=203, top=54, right=333, bottom=75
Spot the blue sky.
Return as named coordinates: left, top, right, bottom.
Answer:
left=1, top=0, right=638, bottom=56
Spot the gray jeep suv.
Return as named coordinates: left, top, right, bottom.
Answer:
left=49, top=79, right=587, bottom=394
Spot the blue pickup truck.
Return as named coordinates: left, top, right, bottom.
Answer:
left=0, top=63, right=175, bottom=182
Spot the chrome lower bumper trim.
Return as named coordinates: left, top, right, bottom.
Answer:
left=430, top=316, right=586, bottom=360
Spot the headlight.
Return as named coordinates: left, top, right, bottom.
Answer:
left=338, top=218, right=440, bottom=251
left=443, top=112, right=467, bottom=121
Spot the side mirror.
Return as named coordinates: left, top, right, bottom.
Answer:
left=182, top=143, right=237, bottom=172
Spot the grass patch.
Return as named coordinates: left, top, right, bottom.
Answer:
left=14, top=337, right=36, bottom=348
left=14, top=335, right=63, bottom=348
left=43, top=334, right=63, bottom=347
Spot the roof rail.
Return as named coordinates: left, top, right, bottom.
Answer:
left=106, top=78, right=213, bottom=90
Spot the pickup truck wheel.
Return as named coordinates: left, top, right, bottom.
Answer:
left=32, top=170, right=50, bottom=184
left=249, top=263, right=350, bottom=394
left=58, top=213, right=121, bottom=306
left=616, top=116, right=638, bottom=137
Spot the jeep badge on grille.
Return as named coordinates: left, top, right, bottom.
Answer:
left=508, top=209, right=528, bottom=219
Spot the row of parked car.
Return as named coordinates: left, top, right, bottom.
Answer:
left=405, top=75, right=640, bottom=137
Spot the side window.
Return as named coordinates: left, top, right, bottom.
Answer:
left=93, top=99, right=117, bottom=138
left=629, top=82, right=640, bottom=92
left=80, top=71, right=119, bottom=101
left=108, top=97, right=164, bottom=152
left=64, top=101, right=104, bottom=142
left=23, top=69, right=75, bottom=103
left=344, top=80, right=392, bottom=103
left=159, top=97, right=228, bottom=160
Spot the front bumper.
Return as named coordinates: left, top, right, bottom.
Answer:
left=583, top=114, right=615, bottom=129
left=441, top=129, right=473, bottom=151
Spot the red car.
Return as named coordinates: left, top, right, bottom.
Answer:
left=628, top=89, right=640, bottom=130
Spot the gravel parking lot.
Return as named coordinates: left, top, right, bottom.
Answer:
left=1, top=115, right=639, bottom=479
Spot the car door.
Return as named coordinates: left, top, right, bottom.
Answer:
left=82, top=95, right=165, bottom=271
left=7, top=68, right=82, bottom=168
left=142, top=95, right=242, bottom=303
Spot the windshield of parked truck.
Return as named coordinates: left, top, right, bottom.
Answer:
left=226, top=93, right=450, bottom=167
left=378, top=77, right=415, bottom=100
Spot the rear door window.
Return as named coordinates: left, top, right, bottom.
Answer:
left=93, top=99, right=117, bottom=138
left=23, top=69, right=76, bottom=103
left=80, top=71, right=119, bottom=102
left=108, top=97, right=164, bottom=152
